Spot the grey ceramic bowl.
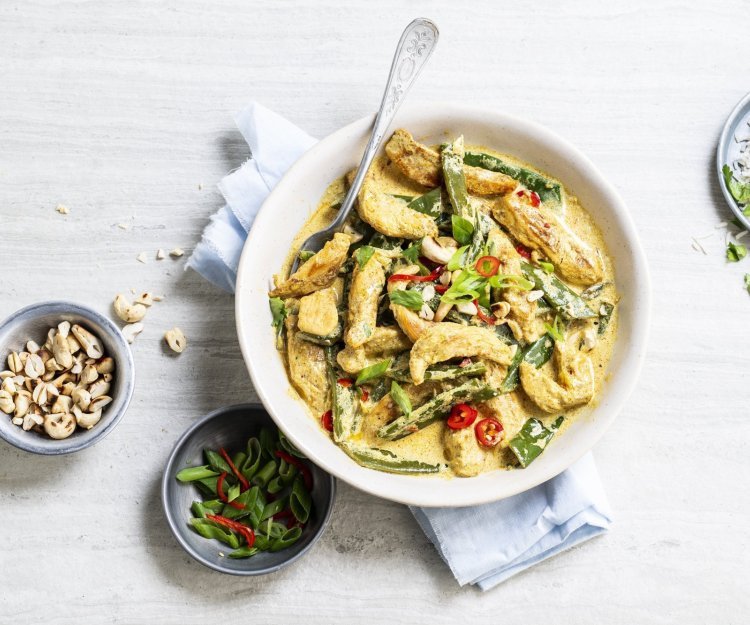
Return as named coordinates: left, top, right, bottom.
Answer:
left=0, top=301, right=135, bottom=454
left=161, top=403, right=336, bottom=576
left=717, top=90, right=750, bottom=229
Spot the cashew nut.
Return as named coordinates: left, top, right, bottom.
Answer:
left=0, top=390, right=15, bottom=414
left=73, top=405, right=102, bottom=430
left=164, top=327, right=187, bottom=353
left=44, top=412, right=76, bottom=439
left=113, top=294, right=147, bottom=323
left=421, top=236, right=459, bottom=264
left=71, top=387, right=92, bottom=411
left=71, top=324, right=104, bottom=359
left=52, top=332, right=74, bottom=369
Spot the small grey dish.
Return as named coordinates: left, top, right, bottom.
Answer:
left=717, top=90, right=750, bottom=229
left=0, top=301, right=135, bottom=455
left=161, top=403, right=336, bottom=576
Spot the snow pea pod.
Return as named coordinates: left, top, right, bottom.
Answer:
left=175, top=465, right=219, bottom=482
left=522, top=263, right=597, bottom=320
left=189, top=518, right=240, bottom=549
left=463, top=151, right=562, bottom=203
left=251, top=460, right=278, bottom=488
left=270, top=527, right=303, bottom=552
left=289, top=474, right=312, bottom=523
left=509, top=416, right=564, bottom=467
left=378, top=378, right=498, bottom=440
left=228, top=546, right=260, bottom=559
left=342, top=443, right=443, bottom=474
left=325, top=347, right=360, bottom=442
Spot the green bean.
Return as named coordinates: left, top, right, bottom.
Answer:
left=297, top=326, right=343, bottom=346
left=326, top=347, right=360, bottom=442
left=191, top=501, right=208, bottom=519
left=500, top=334, right=555, bottom=393
left=261, top=497, right=288, bottom=522
left=509, top=416, right=564, bottom=467
left=581, top=283, right=605, bottom=300
left=386, top=361, right=487, bottom=383
left=251, top=460, right=278, bottom=488
left=189, top=518, right=240, bottom=549
left=270, top=527, right=303, bottom=552
left=377, top=379, right=498, bottom=440
left=342, top=443, right=443, bottom=474
left=369, top=377, right=390, bottom=402
left=598, top=302, right=615, bottom=335
left=241, top=437, right=262, bottom=480
left=289, top=474, right=312, bottom=523
left=175, top=465, right=220, bottom=482
left=463, top=151, right=562, bottom=203
left=228, top=546, right=260, bottom=559
left=368, top=232, right=403, bottom=250
left=442, top=139, right=483, bottom=263
left=204, top=449, right=232, bottom=475
left=521, top=263, right=597, bottom=319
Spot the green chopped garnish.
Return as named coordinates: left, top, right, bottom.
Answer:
left=389, top=381, right=412, bottom=416
left=723, top=164, right=750, bottom=205
left=726, top=241, right=747, bottom=262
left=269, top=297, right=288, bottom=349
left=440, top=268, right=486, bottom=304
left=353, top=245, right=376, bottom=269
left=446, top=245, right=470, bottom=270
left=539, top=261, right=555, bottom=274
left=388, top=289, right=424, bottom=310
left=543, top=315, right=565, bottom=341
left=355, top=358, right=392, bottom=386
left=488, top=273, right=534, bottom=291
left=298, top=250, right=315, bottom=263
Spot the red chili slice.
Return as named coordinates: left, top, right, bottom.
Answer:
left=220, top=447, right=250, bottom=491
left=516, top=190, right=525, bottom=198
left=337, top=378, right=353, bottom=388
left=275, top=450, right=313, bottom=490
left=435, top=284, right=448, bottom=294
left=360, top=387, right=370, bottom=402
left=515, top=244, right=532, bottom=259
left=475, top=255, right=500, bottom=278
left=388, top=266, right=444, bottom=283
left=321, top=409, right=333, bottom=432
left=473, top=299, right=496, bottom=325
left=529, top=191, right=541, bottom=207
left=475, top=418, right=504, bottom=447
left=207, top=514, right=255, bottom=547
left=216, top=471, right=246, bottom=510
left=447, top=403, right=478, bottom=430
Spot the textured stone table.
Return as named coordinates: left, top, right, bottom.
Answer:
left=0, top=1, right=747, bottom=622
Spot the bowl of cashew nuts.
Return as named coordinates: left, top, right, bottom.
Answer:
left=0, top=301, right=135, bottom=455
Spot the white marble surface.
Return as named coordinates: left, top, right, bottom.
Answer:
left=0, top=1, right=748, bottom=622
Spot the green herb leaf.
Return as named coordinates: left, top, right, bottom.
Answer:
left=440, top=269, right=487, bottom=305
left=451, top=214, right=474, bottom=245
left=723, top=164, right=750, bottom=204
left=726, top=241, right=747, bottom=262
left=390, top=381, right=412, bottom=416
left=402, top=241, right=422, bottom=264
left=297, top=250, right=315, bottom=263
left=407, top=187, right=443, bottom=218
left=539, top=261, right=554, bottom=274
left=269, top=297, right=287, bottom=327
left=388, top=289, right=424, bottom=310
left=446, top=245, right=470, bottom=270
left=355, top=358, right=392, bottom=386
left=354, top=245, right=376, bottom=269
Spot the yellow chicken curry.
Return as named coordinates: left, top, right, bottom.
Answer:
left=268, top=129, right=617, bottom=478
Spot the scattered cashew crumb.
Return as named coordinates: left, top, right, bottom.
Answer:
left=122, top=322, right=144, bottom=344
left=136, top=252, right=148, bottom=264
left=156, top=249, right=166, bottom=260
left=56, top=204, right=70, bottom=215
left=117, top=223, right=129, bottom=230
left=198, top=183, right=203, bottom=191
left=169, top=248, right=185, bottom=258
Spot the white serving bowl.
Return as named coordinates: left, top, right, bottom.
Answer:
left=236, top=103, right=650, bottom=507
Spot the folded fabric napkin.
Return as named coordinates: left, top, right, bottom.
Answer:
left=187, top=102, right=613, bottom=590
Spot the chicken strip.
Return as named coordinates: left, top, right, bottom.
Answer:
left=409, top=324, right=515, bottom=385
left=285, top=315, right=330, bottom=414
left=270, top=232, right=351, bottom=298
left=384, top=129, right=516, bottom=196
left=387, top=265, right=437, bottom=342
left=487, top=229, right=544, bottom=342
left=519, top=331, right=594, bottom=413
left=443, top=426, right=490, bottom=477
left=345, top=253, right=389, bottom=348
left=337, top=326, right=412, bottom=374
left=490, top=191, right=603, bottom=286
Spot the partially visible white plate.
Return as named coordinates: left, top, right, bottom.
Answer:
left=236, top=103, right=651, bottom=507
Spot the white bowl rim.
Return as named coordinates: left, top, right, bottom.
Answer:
left=236, top=102, right=651, bottom=507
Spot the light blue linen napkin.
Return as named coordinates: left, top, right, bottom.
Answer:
left=187, top=102, right=613, bottom=590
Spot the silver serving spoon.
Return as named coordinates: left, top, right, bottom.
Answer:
left=289, top=18, right=439, bottom=274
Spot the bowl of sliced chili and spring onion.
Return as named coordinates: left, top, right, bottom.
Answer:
left=162, top=403, right=335, bottom=575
